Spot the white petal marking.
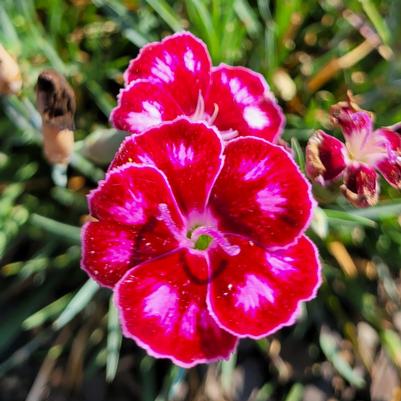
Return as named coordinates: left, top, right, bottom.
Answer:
left=151, top=57, right=174, bottom=82
left=144, top=285, right=177, bottom=327
left=243, top=106, right=270, bottom=129
left=127, top=101, right=162, bottom=131
left=242, top=158, right=269, bottom=181
left=268, top=255, right=296, bottom=275
left=111, top=189, right=145, bottom=224
left=235, top=275, right=275, bottom=311
left=181, top=303, right=198, bottom=337
left=170, top=143, right=194, bottom=167
left=184, top=49, right=196, bottom=72
left=256, top=186, right=286, bottom=216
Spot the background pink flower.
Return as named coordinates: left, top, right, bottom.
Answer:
left=306, top=98, right=401, bottom=207
left=81, top=118, right=321, bottom=367
left=110, top=32, right=285, bottom=142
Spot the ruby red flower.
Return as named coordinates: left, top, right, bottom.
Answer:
left=306, top=98, right=401, bottom=207
left=81, top=118, right=320, bottom=367
left=110, top=32, right=284, bottom=143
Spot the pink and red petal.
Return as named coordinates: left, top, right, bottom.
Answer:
left=124, top=32, right=211, bottom=115
left=81, top=219, right=179, bottom=288
left=341, top=163, right=379, bottom=207
left=376, top=128, right=401, bottom=189
left=110, top=80, right=182, bottom=134
left=115, top=248, right=238, bottom=367
left=306, top=130, right=347, bottom=184
left=110, top=119, right=223, bottom=214
left=81, top=221, right=136, bottom=288
left=330, top=102, right=373, bottom=140
left=89, top=164, right=184, bottom=231
left=210, top=137, right=314, bottom=248
left=206, top=65, right=284, bottom=142
left=207, top=235, right=321, bottom=338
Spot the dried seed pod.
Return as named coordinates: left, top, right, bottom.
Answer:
left=0, top=44, right=22, bottom=95
left=36, top=69, right=76, bottom=165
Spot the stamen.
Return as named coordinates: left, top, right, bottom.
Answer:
left=192, top=226, right=240, bottom=256
left=209, top=103, right=219, bottom=125
left=221, top=129, right=239, bottom=140
left=190, top=93, right=238, bottom=141
left=192, top=91, right=205, bottom=121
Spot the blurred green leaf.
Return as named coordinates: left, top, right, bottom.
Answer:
left=53, top=279, right=99, bottom=329
left=185, top=0, right=219, bottom=61
left=291, top=137, right=305, bottom=172
left=234, top=0, right=261, bottom=37
left=23, top=293, right=73, bottom=330
left=350, top=201, right=401, bottom=219
left=30, top=214, right=81, bottom=244
left=106, top=297, right=122, bottom=382
left=320, top=327, right=365, bottom=388
left=145, top=0, right=183, bottom=32
left=284, top=383, right=303, bottom=401
left=381, top=329, right=401, bottom=368
left=358, top=0, right=390, bottom=44
left=325, top=209, right=377, bottom=227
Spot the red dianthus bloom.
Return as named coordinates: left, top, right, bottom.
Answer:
left=81, top=118, right=321, bottom=367
left=110, top=32, right=284, bottom=143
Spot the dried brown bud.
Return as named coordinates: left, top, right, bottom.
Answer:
left=340, top=164, right=378, bottom=208
left=0, top=44, right=22, bottom=95
left=36, top=69, right=76, bottom=165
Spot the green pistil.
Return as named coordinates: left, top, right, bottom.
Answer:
left=194, top=234, right=213, bottom=250
left=187, top=224, right=201, bottom=239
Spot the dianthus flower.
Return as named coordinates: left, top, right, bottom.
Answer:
left=110, top=32, right=284, bottom=142
left=306, top=95, right=401, bottom=207
left=81, top=118, right=321, bottom=367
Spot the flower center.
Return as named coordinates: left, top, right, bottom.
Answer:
left=345, top=131, right=388, bottom=166
left=191, top=226, right=240, bottom=256
left=194, top=234, right=213, bottom=250
left=190, top=92, right=238, bottom=140
left=157, top=204, right=240, bottom=255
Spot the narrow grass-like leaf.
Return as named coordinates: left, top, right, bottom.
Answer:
left=30, top=214, right=81, bottom=244
left=23, top=293, right=73, bottom=330
left=141, top=356, right=156, bottom=401
left=291, top=137, right=305, bottom=173
left=145, top=0, right=183, bottom=32
left=86, top=80, right=115, bottom=117
left=381, top=329, right=401, bottom=368
left=185, top=0, right=219, bottom=61
left=0, top=276, right=61, bottom=354
left=254, top=383, right=275, bottom=401
left=284, top=383, right=303, bottom=401
left=70, top=152, right=105, bottom=182
left=234, top=0, right=261, bottom=37
left=106, top=297, right=122, bottom=382
left=358, top=0, right=390, bottom=44
left=53, top=280, right=99, bottom=330
left=0, top=332, right=51, bottom=376
left=350, top=201, right=401, bottom=219
left=320, top=329, right=365, bottom=388
left=324, top=209, right=377, bottom=228
left=310, top=207, right=329, bottom=239
left=167, top=367, right=186, bottom=401
left=92, top=0, right=150, bottom=47
left=221, top=350, right=237, bottom=394
left=0, top=4, right=20, bottom=48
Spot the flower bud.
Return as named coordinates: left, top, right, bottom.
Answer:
left=0, top=44, right=22, bottom=95
left=36, top=69, right=76, bottom=165
left=341, top=164, right=378, bottom=207
left=306, top=130, right=347, bottom=185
